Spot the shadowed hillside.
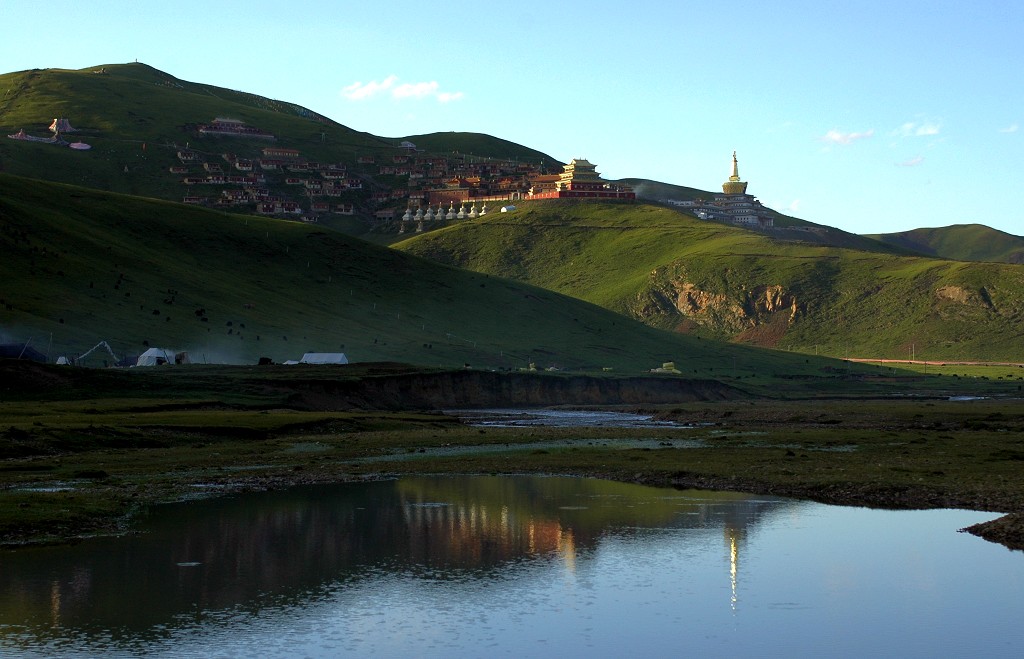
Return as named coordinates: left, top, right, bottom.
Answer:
left=0, top=174, right=858, bottom=385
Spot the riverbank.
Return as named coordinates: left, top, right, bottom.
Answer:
left=1, top=362, right=1022, bottom=551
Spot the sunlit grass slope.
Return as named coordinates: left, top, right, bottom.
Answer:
left=394, top=200, right=1024, bottom=361
left=0, top=64, right=549, bottom=207
left=0, top=63, right=397, bottom=195
left=0, top=174, right=854, bottom=381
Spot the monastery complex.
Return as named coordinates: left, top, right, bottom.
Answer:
left=9, top=111, right=774, bottom=232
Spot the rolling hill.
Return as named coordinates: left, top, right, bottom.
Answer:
left=0, top=173, right=850, bottom=383
left=0, top=63, right=388, bottom=196
left=3, top=62, right=1021, bottom=367
left=394, top=200, right=1024, bottom=361
left=866, top=224, right=1024, bottom=264
left=0, top=63, right=554, bottom=231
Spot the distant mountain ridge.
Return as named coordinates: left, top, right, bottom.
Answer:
left=866, top=224, right=1024, bottom=264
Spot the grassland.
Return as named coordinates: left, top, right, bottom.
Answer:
left=1, top=361, right=1022, bottom=550
left=394, top=200, right=1024, bottom=361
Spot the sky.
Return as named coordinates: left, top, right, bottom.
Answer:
left=2, top=0, right=1022, bottom=236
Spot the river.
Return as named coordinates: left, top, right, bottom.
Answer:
left=0, top=474, right=1020, bottom=658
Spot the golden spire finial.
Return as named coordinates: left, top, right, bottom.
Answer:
left=722, top=151, right=748, bottom=194
left=729, top=151, right=741, bottom=182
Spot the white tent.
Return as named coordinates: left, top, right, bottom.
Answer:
left=135, top=347, right=175, bottom=366
left=298, top=352, right=348, bottom=365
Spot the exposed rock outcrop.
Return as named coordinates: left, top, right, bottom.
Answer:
left=633, top=279, right=800, bottom=346
left=935, top=285, right=995, bottom=310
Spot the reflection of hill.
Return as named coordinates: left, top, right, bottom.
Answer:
left=0, top=477, right=796, bottom=649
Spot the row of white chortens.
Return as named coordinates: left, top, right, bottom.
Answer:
left=401, top=202, right=488, bottom=223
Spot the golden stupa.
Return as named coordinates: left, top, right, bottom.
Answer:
left=722, top=151, right=748, bottom=195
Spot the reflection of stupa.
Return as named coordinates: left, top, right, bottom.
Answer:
left=726, top=525, right=746, bottom=613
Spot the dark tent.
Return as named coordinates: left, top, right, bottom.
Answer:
left=0, top=344, right=48, bottom=363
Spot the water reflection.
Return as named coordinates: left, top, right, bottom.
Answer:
left=450, top=408, right=687, bottom=428
left=0, top=476, right=1019, bottom=658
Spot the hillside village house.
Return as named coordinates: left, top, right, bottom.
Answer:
left=262, top=147, right=300, bottom=159
left=198, top=118, right=274, bottom=139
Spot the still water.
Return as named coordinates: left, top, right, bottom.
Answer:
left=1, top=476, right=1021, bottom=658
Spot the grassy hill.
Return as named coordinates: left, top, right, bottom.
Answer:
left=866, top=224, right=1024, bottom=264
left=0, top=63, right=554, bottom=228
left=397, top=132, right=557, bottom=165
left=394, top=200, right=1024, bottom=361
left=622, top=177, right=914, bottom=254
left=0, top=173, right=857, bottom=384
left=0, top=63, right=394, bottom=195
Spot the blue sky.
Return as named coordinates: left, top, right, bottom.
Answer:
left=2, top=0, right=1021, bottom=236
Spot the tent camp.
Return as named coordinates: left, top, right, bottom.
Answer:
left=296, top=352, right=348, bottom=365
left=135, top=348, right=174, bottom=366
left=135, top=348, right=190, bottom=366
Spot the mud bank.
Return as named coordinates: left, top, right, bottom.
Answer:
left=275, top=370, right=742, bottom=410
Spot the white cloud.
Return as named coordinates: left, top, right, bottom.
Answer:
left=896, top=156, right=924, bottom=167
left=341, top=75, right=398, bottom=100
left=820, top=128, right=874, bottom=145
left=1000, top=123, right=1019, bottom=133
left=393, top=81, right=439, bottom=99
left=893, top=120, right=941, bottom=137
left=341, top=76, right=464, bottom=103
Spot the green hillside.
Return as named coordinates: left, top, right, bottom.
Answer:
left=397, top=132, right=557, bottom=165
left=394, top=200, right=1024, bottom=361
left=0, top=63, right=392, bottom=194
left=0, top=63, right=556, bottom=234
left=867, top=224, right=1024, bottom=264
left=623, top=177, right=911, bottom=254
left=0, top=174, right=852, bottom=382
